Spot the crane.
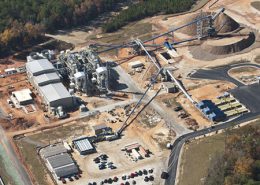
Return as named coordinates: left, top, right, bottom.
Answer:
left=94, top=8, right=226, bottom=137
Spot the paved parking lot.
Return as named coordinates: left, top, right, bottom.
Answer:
left=229, top=83, right=260, bottom=113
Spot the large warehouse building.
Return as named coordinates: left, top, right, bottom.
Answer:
left=39, top=144, right=79, bottom=181
left=26, top=58, right=74, bottom=113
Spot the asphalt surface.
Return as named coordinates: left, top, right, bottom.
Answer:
left=111, top=63, right=190, bottom=135
left=166, top=63, right=260, bottom=185
left=165, top=112, right=260, bottom=185
left=229, top=83, right=260, bottom=114
left=190, top=63, right=260, bottom=87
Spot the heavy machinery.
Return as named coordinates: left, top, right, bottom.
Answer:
left=93, top=8, right=226, bottom=137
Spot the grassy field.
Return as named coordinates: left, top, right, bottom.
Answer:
left=89, top=22, right=154, bottom=45
left=177, top=120, right=260, bottom=185
left=14, top=140, right=49, bottom=185
left=178, top=134, right=225, bottom=185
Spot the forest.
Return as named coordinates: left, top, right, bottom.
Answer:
left=205, top=125, right=260, bottom=185
left=0, top=0, right=121, bottom=55
left=0, top=0, right=197, bottom=56
left=102, top=0, right=196, bottom=32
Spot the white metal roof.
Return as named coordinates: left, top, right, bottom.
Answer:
left=12, top=89, right=32, bottom=103
left=39, top=83, right=71, bottom=103
left=96, top=67, right=107, bottom=74
left=73, top=137, right=93, bottom=152
left=74, top=72, right=85, bottom=79
left=26, top=59, right=55, bottom=75
left=34, top=72, right=60, bottom=86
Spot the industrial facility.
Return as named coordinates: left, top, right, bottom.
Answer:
left=56, top=47, right=110, bottom=95
left=39, top=144, right=80, bottom=182
left=26, top=57, right=74, bottom=117
left=72, top=136, right=96, bottom=155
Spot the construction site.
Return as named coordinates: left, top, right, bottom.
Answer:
left=0, top=0, right=259, bottom=185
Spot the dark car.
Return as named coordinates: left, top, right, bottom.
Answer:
left=174, top=106, right=182, bottom=112
left=144, top=176, right=149, bottom=182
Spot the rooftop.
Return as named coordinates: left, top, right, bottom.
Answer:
left=73, top=137, right=94, bottom=152
left=40, top=144, right=67, bottom=158
left=26, top=59, right=55, bottom=75
left=12, top=89, right=32, bottom=103
left=162, top=82, right=176, bottom=88
left=39, top=83, right=71, bottom=103
left=34, top=72, right=60, bottom=86
left=54, top=163, right=79, bottom=178
left=92, top=124, right=108, bottom=131
left=47, top=153, right=74, bottom=169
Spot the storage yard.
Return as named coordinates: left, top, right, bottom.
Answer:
left=0, top=0, right=259, bottom=185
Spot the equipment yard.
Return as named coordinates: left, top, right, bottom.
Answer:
left=0, top=0, right=259, bottom=185
left=15, top=104, right=173, bottom=185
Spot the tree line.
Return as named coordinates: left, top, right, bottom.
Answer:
left=102, top=0, right=196, bottom=32
left=205, top=125, right=260, bottom=185
left=0, top=0, right=121, bottom=56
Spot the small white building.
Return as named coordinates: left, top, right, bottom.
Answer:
left=5, top=68, right=17, bottom=75
left=11, top=89, right=33, bottom=105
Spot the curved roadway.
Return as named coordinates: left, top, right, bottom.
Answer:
left=165, top=112, right=259, bottom=185
left=166, top=63, right=260, bottom=185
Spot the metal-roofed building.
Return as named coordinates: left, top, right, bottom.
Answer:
left=11, top=89, right=33, bottom=105
left=72, top=137, right=95, bottom=155
left=54, top=164, right=79, bottom=179
left=26, top=56, right=74, bottom=111
left=26, top=59, right=56, bottom=77
left=46, top=153, right=79, bottom=179
left=40, top=144, right=67, bottom=158
left=38, top=83, right=73, bottom=109
left=40, top=144, right=79, bottom=180
left=34, top=72, right=60, bottom=87
left=47, top=153, right=74, bottom=169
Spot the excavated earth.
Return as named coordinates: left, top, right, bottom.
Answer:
left=251, top=1, right=260, bottom=11
left=180, top=12, right=240, bottom=36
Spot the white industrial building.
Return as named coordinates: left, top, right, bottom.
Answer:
left=39, top=144, right=79, bottom=181
left=11, top=89, right=33, bottom=105
left=26, top=58, right=74, bottom=112
left=72, top=136, right=95, bottom=155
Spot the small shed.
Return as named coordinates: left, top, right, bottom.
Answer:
left=162, top=82, right=178, bottom=93
left=92, top=124, right=111, bottom=135
left=12, top=89, right=33, bottom=105
left=128, top=61, right=144, bottom=69
left=72, top=137, right=95, bottom=155
left=5, top=68, right=17, bottom=75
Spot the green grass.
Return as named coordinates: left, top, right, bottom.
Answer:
left=178, top=134, right=225, bottom=185
left=178, top=120, right=260, bottom=185
left=15, top=140, right=49, bottom=185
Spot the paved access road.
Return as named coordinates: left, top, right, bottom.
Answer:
left=111, top=63, right=190, bottom=135
left=164, top=112, right=259, bottom=185
left=190, top=63, right=260, bottom=87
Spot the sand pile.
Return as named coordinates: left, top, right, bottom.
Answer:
left=180, top=12, right=240, bottom=36
left=201, top=32, right=255, bottom=55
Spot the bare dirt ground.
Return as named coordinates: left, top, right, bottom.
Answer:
left=17, top=105, right=173, bottom=185
left=228, top=66, right=260, bottom=85
left=176, top=81, right=236, bottom=127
